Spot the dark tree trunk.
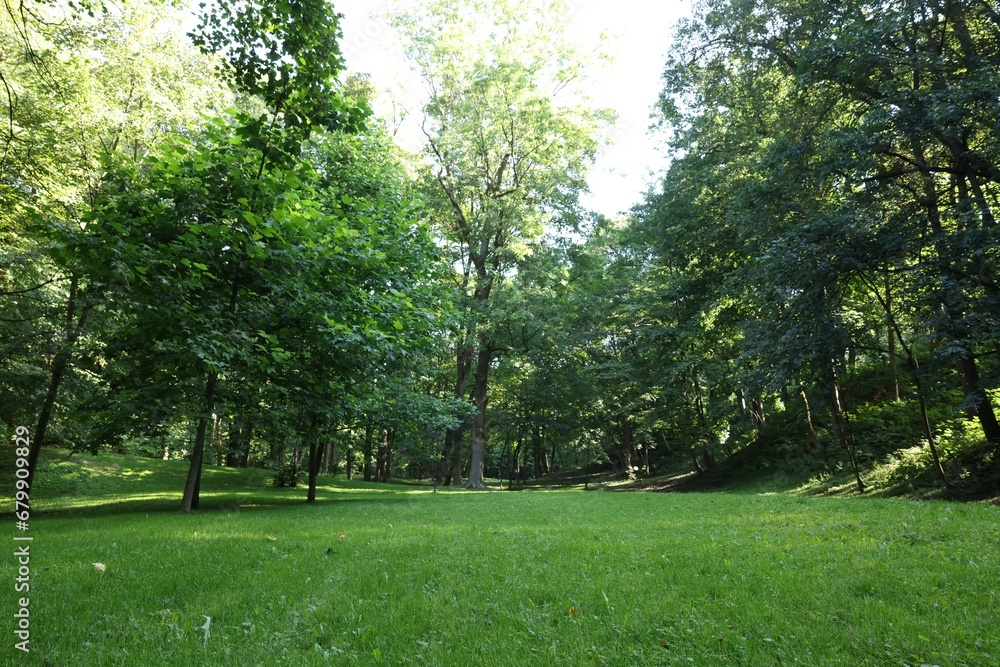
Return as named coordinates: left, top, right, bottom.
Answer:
left=886, top=269, right=901, bottom=401
left=956, top=355, right=1000, bottom=444
left=439, top=430, right=454, bottom=486
left=26, top=350, right=70, bottom=494
left=212, top=415, right=222, bottom=466
left=830, top=375, right=865, bottom=493
left=532, top=425, right=547, bottom=476
left=239, top=428, right=252, bottom=467
left=440, top=347, right=473, bottom=485
left=376, top=429, right=389, bottom=482
left=25, top=275, right=93, bottom=494
left=911, top=136, right=1000, bottom=445
left=799, top=386, right=823, bottom=452
left=497, top=433, right=510, bottom=490
left=690, top=449, right=704, bottom=474
left=225, top=420, right=243, bottom=467
left=750, top=397, right=766, bottom=427
left=362, top=421, right=374, bottom=482
left=386, top=430, right=394, bottom=480
left=192, top=457, right=203, bottom=510
left=181, top=372, right=219, bottom=512
left=289, top=442, right=303, bottom=488
left=307, top=439, right=320, bottom=502
left=307, top=418, right=321, bottom=503
left=465, top=343, right=492, bottom=489
left=519, top=440, right=529, bottom=486
left=622, top=417, right=636, bottom=480
left=323, top=439, right=333, bottom=475
left=512, top=439, right=523, bottom=488
left=652, top=429, right=673, bottom=454
left=448, top=430, right=464, bottom=486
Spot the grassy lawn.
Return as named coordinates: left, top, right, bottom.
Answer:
left=3, top=452, right=999, bottom=666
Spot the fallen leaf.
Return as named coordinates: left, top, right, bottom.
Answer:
left=266, top=535, right=277, bottom=541
left=568, top=605, right=577, bottom=617
left=93, top=562, right=106, bottom=573
left=338, top=534, right=346, bottom=541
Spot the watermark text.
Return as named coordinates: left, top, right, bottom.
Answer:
left=13, top=425, right=32, bottom=653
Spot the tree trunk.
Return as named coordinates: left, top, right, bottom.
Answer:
left=956, top=355, right=1000, bottom=444
left=622, top=417, right=636, bottom=480
left=307, top=439, right=320, bottom=502
left=307, top=418, right=321, bottom=503
left=26, top=350, right=70, bottom=494
left=465, top=343, right=492, bottom=489
left=799, top=386, right=823, bottom=451
left=911, top=136, right=1000, bottom=445
left=25, top=275, right=93, bottom=493
left=439, top=431, right=454, bottom=486
left=653, top=429, right=673, bottom=454
left=362, top=421, right=374, bottom=482
left=449, top=430, right=464, bottom=485
left=212, top=415, right=223, bottom=466
left=690, top=449, right=704, bottom=474
left=192, top=457, right=203, bottom=510
left=441, top=347, right=473, bottom=485
left=289, top=442, right=302, bottom=488
left=181, top=372, right=219, bottom=512
left=830, top=375, right=865, bottom=493
left=512, top=439, right=523, bottom=488
left=239, top=421, right=252, bottom=467
left=346, top=446, right=354, bottom=480
left=872, top=277, right=951, bottom=488
left=225, top=420, right=242, bottom=467
left=736, top=387, right=748, bottom=416
left=376, top=429, right=389, bottom=482
left=750, top=397, right=766, bottom=427
left=886, top=269, right=901, bottom=401
left=532, top=425, right=547, bottom=476
left=386, top=430, right=394, bottom=480
left=519, top=439, right=529, bottom=486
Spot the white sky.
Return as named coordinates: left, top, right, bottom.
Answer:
left=333, top=0, right=692, bottom=217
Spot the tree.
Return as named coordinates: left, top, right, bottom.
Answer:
left=625, top=0, right=1000, bottom=490
left=391, top=0, right=612, bottom=488
left=2, top=0, right=228, bottom=492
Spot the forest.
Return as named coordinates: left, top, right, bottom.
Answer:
left=4, top=0, right=1000, bottom=505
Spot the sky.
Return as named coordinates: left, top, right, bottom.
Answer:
left=332, top=0, right=693, bottom=217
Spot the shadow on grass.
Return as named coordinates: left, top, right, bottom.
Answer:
left=7, top=449, right=444, bottom=519
left=30, top=485, right=431, bottom=518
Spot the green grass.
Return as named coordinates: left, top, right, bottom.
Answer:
left=3, top=451, right=999, bottom=666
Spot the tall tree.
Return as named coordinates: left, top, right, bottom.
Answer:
left=392, top=0, right=612, bottom=488
left=1, top=1, right=228, bottom=491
